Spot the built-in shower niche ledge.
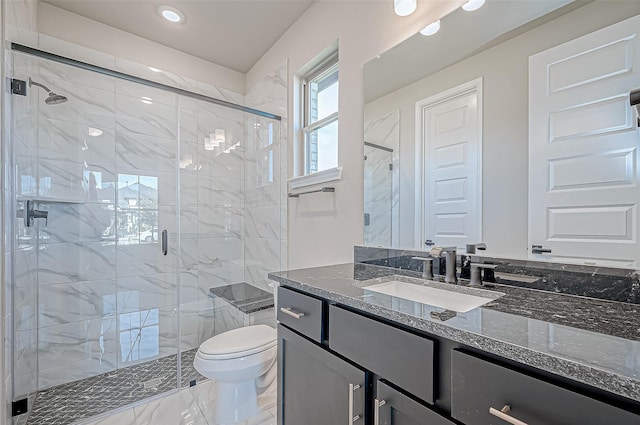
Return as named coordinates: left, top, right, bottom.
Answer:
left=17, top=196, right=86, bottom=204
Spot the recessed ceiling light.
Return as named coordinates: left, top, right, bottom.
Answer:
left=420, top=20, right=441, bottom=36
left=462, top=0, right=485, bottom=12
left=87, top=127, right=103, bottom=137
left=158, top=5, right=184, bottom=23
left=394, top=0, right=417, bottom=17
left=141, top=96, right=153, bottom=104
left=148, top=66, right=162, bottom=73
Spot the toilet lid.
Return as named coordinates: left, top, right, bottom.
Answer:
left=199, top=324, right=276, bottom=356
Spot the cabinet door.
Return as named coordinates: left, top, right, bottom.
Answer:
left=375, top=381, right=455, bottom=425
left=278, top=324, right=365, bottom=425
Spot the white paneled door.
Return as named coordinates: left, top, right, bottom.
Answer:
left=529, top=14, right=640, bottom=266
left=416, top=79, right=482, bottom=250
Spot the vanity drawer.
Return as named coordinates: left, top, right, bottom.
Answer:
left=277, top=286, right=324, bottom=343
left=375, top=380, right=454, bottom=425
left=451, top=350, right=639, bottom=425
left=329, top=305, right=434, bottom=404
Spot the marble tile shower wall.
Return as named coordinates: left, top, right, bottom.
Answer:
left=244, top=61, right=288, bottom=293
left=10, top=52, right=252, bottom=396
left=363, top=111, right=399, bottom=248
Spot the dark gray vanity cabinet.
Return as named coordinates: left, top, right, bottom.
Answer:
left=278, top=324, right=365, bottom=425
left=375, top=380, right=455, bottom=425
left=451, top=350, right=639, bottom=425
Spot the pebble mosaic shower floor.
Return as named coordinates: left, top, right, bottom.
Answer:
left=20, top=349, right=204, bottom=425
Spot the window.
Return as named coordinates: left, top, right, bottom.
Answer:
left=302, top=54, right=339, bottom=175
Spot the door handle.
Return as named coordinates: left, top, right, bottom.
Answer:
left=531, top=245, right=551, bottom=254
left=161, top=229, right=168, bottom=255
left=348, top=383, right=361, bottom=423
left=489, top=405, right=528, bottom=425
left=373, top=398, right=386, bottom=425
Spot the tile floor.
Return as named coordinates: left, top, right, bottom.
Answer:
left=23, top=349, right=204, bottom=425
left=82, top=380, right=276, bottom=425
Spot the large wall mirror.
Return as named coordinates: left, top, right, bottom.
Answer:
left=363, top=0, right=640, bottom=267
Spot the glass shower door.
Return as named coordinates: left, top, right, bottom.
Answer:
left=364, top=144, right=393, bottom=246
left=11, top=51, right=181, bottom=423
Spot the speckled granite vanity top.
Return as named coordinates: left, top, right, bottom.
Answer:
left=268, top=263, right=640, bottom=402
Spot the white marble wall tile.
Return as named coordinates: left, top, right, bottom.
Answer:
left=133, top=386, right=208, bottom=425
left=38, top=203, right=115, bottom=244
left=116, top=93, right=177, bottom=139
left=84, top=164, right=117, bottom=203
left=197, top=176, right=243, bottom=208
left=117, top=273, right=178, bottom=313
left=14, top=284, right=37, bottom=332
left=38, top=117, right=116, bottom=166
left=180, top=238, right=199, bottom=271
left=180, top=271, right=200, bottom=305
left=38, top=34, right=116, bottom=70
left=245, top=60, right=288, bottom=119
left=116, top=131, right=176, bottom=172
left=14, top=330, right=37, bottom=377
left=212, top=303, right=244, bottom=337
left=180, top=207, right=199, bottom=239
left=180, top=173, right=199, bottom=207
left=38, top=279, right=117, bottom=327
left=197, top=144, right=245, bottom=180
left=38, top=241, right=117, bottom=285
left=117, top=306, right=178, bottom=367
left=180, top=107, right=198, bottom=144
left=180, top=141, right=199, bottom=173
left=39, top=79, right=116, bottom=130
left=198, top=237, right=244, bottom=270
left=38, top=356, right=118, bottom=390
left=14, top=371, right=37, bottom=400
left=37, top=316, right=118, bottom=370
left=197, top=266, right=245, bottom=300
left=246, top=308, right=276, bottom=328
left=116, top=79, right=177, bottom=107
left=244, top=238, right=281, bottom=286
left=38, top=158, right=84, bottom=201
left=198, top=206, right=243, bottom=239
left=116, top=240, right=177, bottom=277
left=245, top=205, right=280, bottom=239
left=39, top=59, right=117, bottom=93
left=244, top=174, right=280, bottom=208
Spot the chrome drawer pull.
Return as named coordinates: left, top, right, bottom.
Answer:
left=374, top=399, right=386, bottom=425
left=489, top=405, right=528, bottom=425
left=348, top=383, right=362, bottom=423
left=279, top=307, right=305, bottom=319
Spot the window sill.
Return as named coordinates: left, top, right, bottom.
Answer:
left=288, top=166, right=342, bottom=190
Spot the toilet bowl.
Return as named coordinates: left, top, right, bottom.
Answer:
left=193, top=324, right=277, bottom=424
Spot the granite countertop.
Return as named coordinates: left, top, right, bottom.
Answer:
left=209, top=282, right=274, bottom=314
left=268, top=263, right=640, bottom=403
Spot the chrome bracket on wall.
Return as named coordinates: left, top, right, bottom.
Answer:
left=19, top=200, right=49, bottom=227
left=288, top=186, right=335, bottom=198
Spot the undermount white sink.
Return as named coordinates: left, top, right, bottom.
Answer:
left=364, top=280, right=502, bottom=313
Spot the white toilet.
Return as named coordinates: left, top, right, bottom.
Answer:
left=193, top=324, right=277, bottom=424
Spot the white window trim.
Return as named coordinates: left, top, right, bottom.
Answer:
left=288, top=166, right=342, bottom=190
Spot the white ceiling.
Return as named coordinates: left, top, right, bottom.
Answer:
left=42, top=0, right=315, bottom=73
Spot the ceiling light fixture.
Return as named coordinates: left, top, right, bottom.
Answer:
left=420, top=20, right=441, bottom=36
left=141, top=96, right=153, bottom=105
left=158, top=5, right=184, bottom=23
left=394, top=0, right=417, bottom=17
left=462, top=0, right=486, bottom=12
left=148, top=66, right=162, bottom=73
left=87, top=127, right=103, bottom=137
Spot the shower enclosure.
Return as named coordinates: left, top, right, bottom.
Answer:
left=9, top=45, right=282, bottom=424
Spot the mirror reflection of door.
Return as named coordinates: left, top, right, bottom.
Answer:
left=529, top=14, right=640, bottom=266
left=416, top=79, right=482, bottom=250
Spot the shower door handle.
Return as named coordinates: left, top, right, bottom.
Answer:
left=161, top=230, right=168, bottom=256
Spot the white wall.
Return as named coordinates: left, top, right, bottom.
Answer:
left=365, top=0, right=640, bottom=259
left=36, top=2, right=245, bottom=94
left=247, top=0, right=465, bottom=269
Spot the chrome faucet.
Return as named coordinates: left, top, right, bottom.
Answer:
left=429, top=246, right=458, bottom=284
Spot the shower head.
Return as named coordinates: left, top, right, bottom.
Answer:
left=28, top=77, right=68, bottom=105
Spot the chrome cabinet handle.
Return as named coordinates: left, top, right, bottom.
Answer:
left=373, top=398, right=386, bottom=425
left=161, top=229, right=168, bottom=256
left=279, top=307, right=305, bottom=319
left=348, top=384, right=361, bottom=423
left=489, top=405, right=528, bottom=425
